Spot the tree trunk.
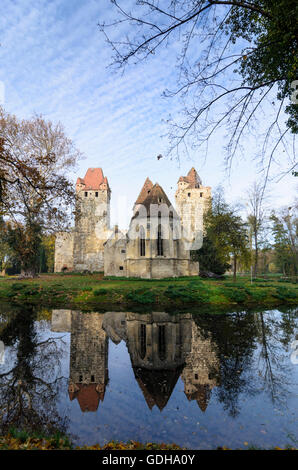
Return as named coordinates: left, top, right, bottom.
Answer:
left=233, top=255, right=237, bottom=282
left=19, top=268, right=38, bottom=279
left=253, top=232, right=258, bottom=278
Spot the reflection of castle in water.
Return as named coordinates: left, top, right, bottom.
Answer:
left=51, top=310, right=220, bottom=413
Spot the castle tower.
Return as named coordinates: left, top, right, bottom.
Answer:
left=68, top=311, right=108, bottom=412
left=73, top=168, right=111, bottom=272
left=181, top=320, right=219, bottom=412
left=175, top=168, right=211, bottom=251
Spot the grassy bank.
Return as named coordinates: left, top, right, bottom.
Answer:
left=0, top=273, right=297, bottom=310
left=0, top=429, right=182, bottom=450
left=0, top=430, right=295, bottom=450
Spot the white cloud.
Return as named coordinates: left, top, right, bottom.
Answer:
left=0, top=0, right=296, bottom=227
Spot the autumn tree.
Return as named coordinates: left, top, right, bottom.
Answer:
left=100, top=1, right=297, bottom=179
left=0, top=107, right=82, bottom=277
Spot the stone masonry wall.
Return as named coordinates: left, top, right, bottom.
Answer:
left=73, top=189, right=110, bottom=272
left=54, top=232, right=74, bottom=272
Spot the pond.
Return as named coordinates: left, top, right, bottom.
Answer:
left=0, top=303, right=297, bottom=449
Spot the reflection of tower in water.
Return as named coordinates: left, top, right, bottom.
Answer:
left=124, top=312, right=192, bottom=411
left=68, top=312, right=108, bottom=412
left=181, top=321, right=219, bottom=412
left=51, top=309, right=220, bottom=413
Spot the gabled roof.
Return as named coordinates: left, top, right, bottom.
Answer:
left=135, top=177, right=154, bottom=205
left=133, top=366, right=183, bottom=411
left=133, top=182, right=179, bottom=219
left=141, top=183, right=172, bottom=210
left=76, top=168, right=109, bottom=190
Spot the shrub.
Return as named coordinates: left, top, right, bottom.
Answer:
left=126, top=289, right=156, bottom=304
left=223, top=288, right=247, bottom=303
left=224, top=282, right=246, bottom=289
left=93, top=288, right=108, bottom=296
left=10, top=283, right=26, bottom=291
left=246, top=289, right=268, bottom=301
left=164, top=284, right=211, bottom=302
left=273, top=287, right=297, bottom=301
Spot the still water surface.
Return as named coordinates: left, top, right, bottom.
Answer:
left=0, top=304, right=297, bottom=449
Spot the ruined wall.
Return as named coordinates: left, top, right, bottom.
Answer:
left=51, top=309, right=71, bottom=332
left=122, top=214, right=198, bottom=279
left=54, top=232, right=74, bottom=272
left=103, top=231, right=127, bottom=277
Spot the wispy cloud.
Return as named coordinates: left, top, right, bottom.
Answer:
left=0, top=0, right=296, bottom=225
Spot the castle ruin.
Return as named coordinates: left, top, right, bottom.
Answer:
left=54, top=167, right=211, bottom=278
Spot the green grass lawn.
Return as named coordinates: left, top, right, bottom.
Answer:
left=0, top=272, right=297, bottom=309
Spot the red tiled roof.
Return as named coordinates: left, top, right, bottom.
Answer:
left=69, top=383, right=105, bottom=412
left=76, top=168, right=109, bottom=190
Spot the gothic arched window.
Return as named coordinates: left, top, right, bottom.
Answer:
left=158, top=325, right=166, bottom=361
left=140, top=324, right=146, bottom=359
left=140, top=226, right=145, bottom=256
left=157, top=224, right=163, bottom=256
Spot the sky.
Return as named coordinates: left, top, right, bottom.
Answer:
left=0, top=0, right=296, bottom=229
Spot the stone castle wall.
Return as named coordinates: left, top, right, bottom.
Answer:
left=55, top=167, right=210, bottom=276
left=54, top=232, right=74, bottom=272
left=54, top=184, right=111, bottom=273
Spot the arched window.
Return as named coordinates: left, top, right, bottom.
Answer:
left=158, top=325, right=166, bottom=361
left=157, top=224, right=163, bottom=256
left=169, top=211, right=173, bottom=231
left=139, top=324, right=146, bottom=359
left=140, top=226, right=145, bottom=256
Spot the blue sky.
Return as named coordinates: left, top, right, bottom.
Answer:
left=0, top=0, right=296, bottom=228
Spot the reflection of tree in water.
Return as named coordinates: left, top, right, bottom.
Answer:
left=193, top=308, right=297, bottom=417
left=0, top=304, right=68, bottom=435
left=194, top=311, right=258, bottom=417
left=254, top=308, right=298, bottom=405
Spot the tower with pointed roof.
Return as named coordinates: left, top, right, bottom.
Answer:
left=68, top=311, right=108, bottom=413
left=175, top=168, right=211, bottom=251
left=181, top=320, right=219, bottom=412
left=55, top=167, right=111, bottom=272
